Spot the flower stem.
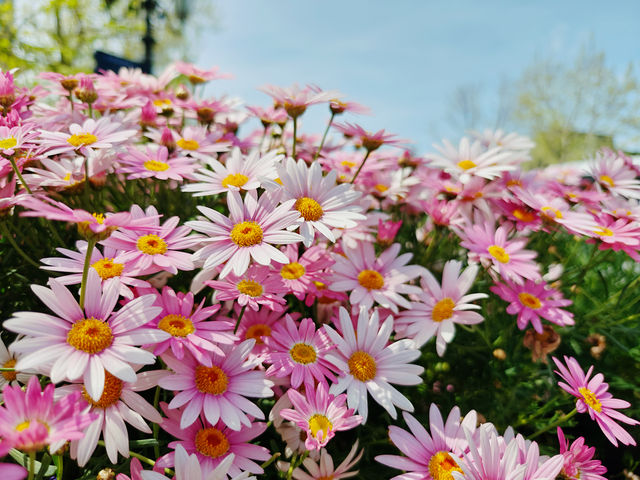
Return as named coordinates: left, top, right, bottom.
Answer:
left=292, top=117, right=298, bottom=158
left=28, top=451, right=36, bottom=480
left=53, top=454, right=63, bottom=480
left=0, top=221, right=40, bottom=268
left=8, top=155, right=32, bottom=194
left=152, top=386, right=161, bottom=459
left=350, top=149, right=371, bottom=184
left=79, top=238, right=97, bottom=310
left=234, top=305, right=247, bottom=334
left=314, top=112, right=335, bottom=161
left=260, top=452, right=281, bottom=469
left=529, top=408, right=577, bottom=439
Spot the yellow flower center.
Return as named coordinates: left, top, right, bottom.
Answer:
left=222, top=173, right=249, bottom=189
left=136, top=234, right=168, bottom=255
left=143, top=160, right=170, bottom=172
left=374, top=184, right=389, bottom=193
left=194, top=365, right=228, bottom=395
left=579, top=387, right=602, bottom=413
left=195, top=427, right=230, bottom=458
left=348, top=350, right=377, bottom=382
left=432, top=298, right=455, bottom=322
left=15, top=421, right=31, bottom=432
left=541, top=206, right=563, bottom=219
left=82, top=371, right=123, bottom=408
left=67, top=132, right=98, bottom=147
left=357, top=269, right=384, bottom=290
left=457, top=159, right=476, bottom=170
left=518, top=292, right=542, bottom=309
left=92, top=258, right=124, bottom=280
left=289, top=343, right=317, bottom=365
left=230, top=221, right=263, bottom=247
left=428, top=451, right=463, bottom=480
left=308, top=414, right=333, bottom=441
left=488, top=245, right=510, bottom=263
left=245, top=324, right=272, bottom=344
left=153, top=98, right=172, bottom=107
left=599, top=174, right=615, bottom=187
left=67, top=318, right=113, bottom=354
left=593, top=226, right=613, bottom=237
left=295, top=197, right=324, bottom=222
left=506, top=179, right=522, bottom=187
left=2, top=358, right=17, bottom=381
left=0, top=137, right=17, bottom=149
left=158, top=314, right=195, bottom=337
left=281, top=262, right=306, bottom=280
left=237, top=279, right=264, bottom=297
left=177, top=138, right=199, bottom=150
left=513, top=208, right=536, bottom=222
left=341, top=160, right=357, bottom=168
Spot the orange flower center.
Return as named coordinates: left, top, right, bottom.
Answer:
left=357, top=269, right=384, bottom=290
left=245, top=324, right=272, bottom=344
left=428, top=451, right=463, bottom=480
left=289, top=343, right=317, bottom=365
left=158, top=314, right=195, bottom=337
left=518, top=292, right=541, bottom=309
left=67, top=318, right=113, bottom=354
left=92, top=258, right=124, bottom=280
left=82, top=371, right=123, bottom=408
left=599, top=174, right=615, bottom=187
left=295, top=197, right=324, bottom=221
left=281, top=262, right=306, bottom=280
left=2, top=358, right=17, bottom=381
left=195, top=427, right=230, bottom=458
left=237, top=279, right=263, bottom=297
left=513, top=208, right=536, bottom=222
left=432, top=298, right=455, bottom=322
left=230, top=221, right=263, bottom=247
left=194, top=365, right=228, bottom=395
left=579, top=387, right=602, bottom=413
left=541, top=206, right=563, bottom=219
left=136, top=234, right=168, bottom=255
left=348, top=350, right=377, bottom=382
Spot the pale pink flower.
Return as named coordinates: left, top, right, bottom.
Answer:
left=333, top=122, right=407, bottom=152
left=280, top=383, right=362, bottom=450
left=0, top=338, right=35, bottom=395
left=283, top=440, right=363, bottom=480
left=117, top=145, right=198, bottom=181
left=589, top=149, right=640, bottom=199
left=552, top=355, right=639, bottom=446
left=556, top=427, right=607, bottom=480
left=260, top=83, right=338, bottom=118
left=159, top=341, right=273, bottom=430
left=272, top=244, right=333, bottom=302
left=235, top=307, right=292, bottom=359
left=174, top=61, right=232, bottom=84
left=0, top=124, right=39, bottom=157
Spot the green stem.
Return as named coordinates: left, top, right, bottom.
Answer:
left=0, top=222, right=40, bottom=268
left=529, top=408, right=577, bottom=439
left=292, top=117, right=298, bottom=158
left=234, top=305, right=247, bottom=334
left=79, top=238, right=97, bottom=309
left=88, top=104, right=93, bottom=119
left=260, top=452, right=281, bottom=469
left=152, top=386, right=161, bottom=459
left=68, top=94, right=74, bottom=112
left=350, top=149, right=372, bottom=184
left=28, top=451, right=36, bottom=480
left=8, top=155, right=32, bottom=194
left=313, top=112, right=335, bottom=161
left=54, top=454, right=63, bottom=480
left=286, top=452, right=298, bottom=480
left=0, top=367, right=15, bottom=371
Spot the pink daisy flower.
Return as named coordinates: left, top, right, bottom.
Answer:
left=38, top=116, right=136, bottom=156
left=460, top=221, right=541, bottom=284
left=56, top=368, right=165, bottom=466
left=116, top=145, right=198, bottom=181
left=323, top=307, right=424, bottom=422
left=263, top=316, right=337, bottom=390
left=0, top=464, right=26, bottom=480
left=590, top=149, right=640, bottom=199
left=174, top=125, right=231, bottom=158
left=260, top=83, right=338, bottom=119
left=329, top=241, right=424, bottom=313
left=102, top=204, right=199, bottom=275
left=157, top=403, right=270, bottom=477
left=0, top=376, right=96, bottom=455
left=585, top=215, right=640, bottom=260
left=207, top=264, right=288, bottom=312
left=395, top=260, right=487, bottom=356
left=284, top=440, right=363, bottom=480
left=552, top=355, right=639, bottom=446
left=333, top=122, right=407, bottom=152
left=0, top=338, right=36, bottom=395
left=174, top=61, right=232, bottom=84
left=556, top=427, right=607, bottom=480
left=151, top=286, right=236, bottom=364
left=490, top=279, right=574, bottom=333
left=0, top=124, right=39, bottom=157
left=280, top=383, right=362, bottom=450
left=235, top=307, right=291, bottom=359
left=273, top=244, right=333, bottom=302
left=158, top=341, right=273, bottom=430
left=182, top=148, right=280, bottom=196
left=5, top=269, right=169, bottom=401
left=133, top=445, right=239, bottom=480
left=375, top=404, right=478, bottom=480
left=187, top=190, right=302, bottom=278
left=40, top=240, right=149, bottom=299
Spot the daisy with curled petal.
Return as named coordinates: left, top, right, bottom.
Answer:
left=333, top=122, right=407, bottom=152
left=187, top=189, right=303, bottom=278
left=323, top=307, right=424, bottom=423
left=56, top=368, right=165, bottom=466
left=0, top=124, right=39, bottom=157
left=270, top=157, right=365, bottom=247
left=40, top=240, right=149, bottom=299
left=459, top=221, right=540, bottom=284
left=280, top=383, right=362, bottom=450
left=174, top=61, right=233, bottom=84
left=329, top=241, right=424, bottom=313
left=182, top=147, right=281, bottom=197
left=283, top=440, right=363, bottom=480
left=117, top=145, right=198, bottom=181
left=260, top=83, right=339, bottom=119
left=156, top=403, right=270, bottom=478
left=38, top=116, right=136, bottom=157
left=0, top=337, right=36, bottom=398
left=158, top=341, right=273, bottom=430
left=490, top=279, right=574, bottom=333
left=264, top=316, right=337, bottom=390
left=395, top=260, right=487, bottom=356
left=0, top=376, right=96, bottom=455
left=273, top=244, right=334, bottom=302
left=375, top=404, right=478, bottom=480
left=4, top=269, right=168, bottom=401
left=102, top=204, right=200, bottom=275
left=590, top=149, right=640, bottom=199
left=151, top=286, right=236, bottom=365
left=552, top=355, right=639, bottom=446
left=556, top=427, right=607, bottom=480
left=207, top=264, right=288, bottom=312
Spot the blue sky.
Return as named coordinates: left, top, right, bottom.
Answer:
left=194, top=1, right=640, bottom=154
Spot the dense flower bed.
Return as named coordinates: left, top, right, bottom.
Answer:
left=0, top=63, right=638, bottom=479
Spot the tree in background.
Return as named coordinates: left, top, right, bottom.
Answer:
left=0, top=0, right=216, bottom=74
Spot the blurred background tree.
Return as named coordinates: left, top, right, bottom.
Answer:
left=0, top=0, right=217, bottom=74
